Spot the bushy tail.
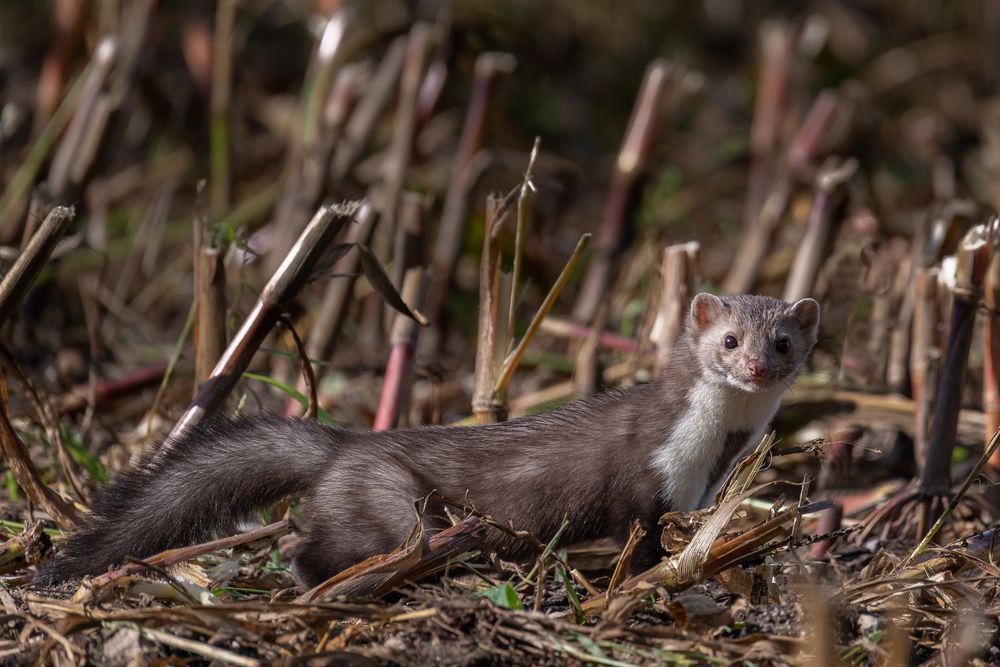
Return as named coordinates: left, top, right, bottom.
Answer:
left=37, top=414, right=339, bottom=583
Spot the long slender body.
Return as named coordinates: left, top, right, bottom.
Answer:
left=39, top=294, right=819, bottom=586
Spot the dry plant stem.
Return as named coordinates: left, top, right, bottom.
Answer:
left=299, top=517, right=485, bottom=602
left=65, top=521, right=290, bottom=603
left=194, top=248, right=226, bottom=380
left=508, top=137, right=541, bottom=345
left=886, top=254, right=916, bottom=392
left=331, top=36, right=407, bottom=181
left=391, top=192, right=425, bottom=297
left=0, top=375, right=78, bottom=528
left=572, top=59, right=670, bottom=325
left=808, top=503, right=844, bottom=559
left=371, top=25, right=434, bottom=341
left=58, top=361, right=168, bottom=415
left=422, top=52, right=517, bottom=356
left=168, top=204, right=356, bottom=442
left=374, top=23, right=432, bottom=281
left=472, top=194, right=508, bottom=424
left=722, top=24, right=794, bottom=295
left=722, top=172, right=792, bottom=294
left=724, top=89, right=849, bottom=294
left=912, top=267, right=940, bottom=465
left=0, top=61, right=89, bottom=239
left=918, top=225, right=993, bottom=496
left=495, top=233, right=592, bottom=397
left=209, top=0, right=237, bottom=217
left=267, top=13, right=350, bottom=276
left=374, top=268, right=427, bottom=430
left=743, top=22, right=793, bottom=238
left=47, top=38, right=117, bottom=199
left=904, top=427, right=1000, bottom=567
left=537, top=318, right=638, bottom=353
left=986, top=253, right=1000, bottom=467
left=0, top=343, right=87, bottom=503
left=33, top=0, right=85, bottom=128
left=607, top=522, right=645, bottom=594
left=281, top=316, right=317, bottom=421
left=0, top=522, right=46, bottom=576
left=285, top=204, right=377, bottom=417
left=782, top=157, right=858, bottom=303
left=193, top=185, right=227, bottom=391
left=0, top=206, right=75, bottom=323
left=579, top=493, right=817, bottom=616
left=139, top=627, right=260, bottom=667
left=787, top=89, right=844, bottom=172
left=416, top=55, right=448, bottom=126
left=572, top=299, right=607, bottom=398
left=846, top=527, right=1000, bottom=603
left=274, top=66, right=355, bottom=261
left=106, top=0, right=156, bottom=103
left=652, top=242, right=699, bottom=371
left=509, top=360, right=636, bottom=416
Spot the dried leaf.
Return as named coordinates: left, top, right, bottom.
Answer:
left=308, top=242, right=357, bottom=282
left=356, top=243, right=428, bottom=326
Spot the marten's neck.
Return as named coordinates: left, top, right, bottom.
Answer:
left=647, top=375, right=785, bottom=511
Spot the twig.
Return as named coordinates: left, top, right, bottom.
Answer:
left=537, top=318, right=638, bottom=353
left=0, top=206, right=76, bottom=322
left=281, top=315, right=317, bottom=421
left=508, top=137, right=540, bottom=349
left=209, top=0, right=237, bottom=217
left=0, top=374, right=78, bottom=528
left=299, top=517, right=486, bottom=602
left=472, top=194, right=509, bottom=424
left=572, top=59, right=670, bottom=325
left=807, top=503, right=844, bottom=559
left=193, top=184, right=227, bottom=392
left=724, top=89, right=851, bottom=294
left=607, top=521, right=645, bottom=595
left=494, top=234, right=592, bottom=397
left=331, top=36, right=407, bottom=180
left=66, top=520, right=290, bottom=603
left=723, top=21, right=794, bottom=293
left=912, top=267, right=940, bottom=465
left=421, top=52, right=517, bottom=357
left=266, top=11, right=351, bottom=276
left=47, top=37, right=118, bottom=199
left=650, top=242, right=699, bottom=372
left=390, top=191, right=426, bottom=308
left=918, top=221, right=994, bottom=495
left=782, top=156, right=857, bottom=303
left=373, top=23, right=433, bottom=290
left=169, top=203, right=358, bottom=442
left=0, top=343, right=87, bottom=503
left=286, top=203, right=377, bottom=417
left=904, top=427, right=1000, bottom=568
left=0, top=59, right=87, bottom=237
left=986, top=235, right=1000, bottom=466
left=139, top=626, right=260, bottom=667
left=374, top=268, right=427, bottom=430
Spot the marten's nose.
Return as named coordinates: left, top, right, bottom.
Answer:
left=747, top=360, right=767, bottom=378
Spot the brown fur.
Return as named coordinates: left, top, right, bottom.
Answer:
left=38, top=294, right=819, bottom=587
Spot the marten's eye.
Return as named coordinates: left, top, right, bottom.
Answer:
left=776, top=339, right=790, bottom=354
left=723, top=335, right=738, bottom=349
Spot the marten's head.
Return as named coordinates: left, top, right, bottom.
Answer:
left=687, top=293, right=819, bottom=393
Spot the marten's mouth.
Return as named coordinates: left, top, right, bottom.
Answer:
left=736, top=376, right=773, bottom=392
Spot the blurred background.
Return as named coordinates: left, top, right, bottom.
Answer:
left=1, top=0, right=998, bottom=463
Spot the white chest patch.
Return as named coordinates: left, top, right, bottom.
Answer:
left=650, top=381, right=783, bottom=511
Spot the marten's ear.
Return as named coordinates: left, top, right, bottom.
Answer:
left=690, top=293, right=726, bottom=331
left=788, top=298, right=820, bottom=338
